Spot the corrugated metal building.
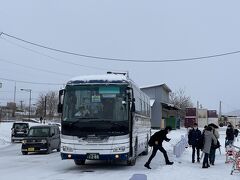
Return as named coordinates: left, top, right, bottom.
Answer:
left=141, top=84, right=179, bottom=129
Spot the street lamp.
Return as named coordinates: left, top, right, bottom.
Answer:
left=20, top=88, right=32, bottom=120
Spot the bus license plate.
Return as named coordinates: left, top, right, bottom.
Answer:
left=28, top=147, right=34, bottom=152
left=87, top=153, right=99, bottom=160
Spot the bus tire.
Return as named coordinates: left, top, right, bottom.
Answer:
left=74, top=159, right=86, bottom=165
left=46, top=146, right=51, bottom=154
left=127, top=140, right=138, bottom=166
left=22, top=151, right=28, bottom=155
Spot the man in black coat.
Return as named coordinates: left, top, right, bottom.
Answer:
left=188, top=123, right=202, bottom=163
left=144, top=126, right=173, bottom=169
left=225, top=124, right=235, bottom=147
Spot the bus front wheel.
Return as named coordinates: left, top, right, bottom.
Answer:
left=127, top=141, right=138, bottom=166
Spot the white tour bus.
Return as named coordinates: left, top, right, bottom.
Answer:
left=58, top=72, right=151, bottom=166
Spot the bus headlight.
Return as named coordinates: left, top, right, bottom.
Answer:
left=41, top=139, right=47, bottom=144
left=113, top=146, right=126, bottom=152
left=62, top=146, right=74, bottom=152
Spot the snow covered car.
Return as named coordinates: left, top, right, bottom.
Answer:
left=21, top=125, right=60, bottom=155
left=11, top=122, right=29, bottom=142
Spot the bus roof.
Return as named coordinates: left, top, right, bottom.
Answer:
left=67, top=74, right=130, bottom=85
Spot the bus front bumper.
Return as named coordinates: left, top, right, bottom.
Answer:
left=61, top=152, right=129, bottom=161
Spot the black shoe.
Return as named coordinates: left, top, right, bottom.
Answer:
left=207, top=164, right=210, bottom=167
left=197, top=160, right=200, bottom=163
left=192, top=160, right=195, bottom=163
left=202, top=166, right=208, bottom=168
left=211, top=162, right=214, bottom=165
left=144, top=163, right=151, bottom=169
left=166, top=161, right=174, bottom=165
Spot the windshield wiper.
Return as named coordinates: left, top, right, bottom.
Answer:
left=88, top=120, right=127, bottom=128
left=68, top=118, right=100, bottom=126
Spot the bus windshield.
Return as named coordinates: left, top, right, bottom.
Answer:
left=62, top=85, right=128, bottom=124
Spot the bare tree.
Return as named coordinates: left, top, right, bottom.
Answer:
left=35, top=91, right=58, bottom=119
left=35, top=94, right=45, bottom=117
left=47, top=91, right=58, bottom=119
left=170, top=88, right=193, bottom=123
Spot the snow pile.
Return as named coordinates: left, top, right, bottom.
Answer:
left=0, top=138, right=9, bottom=147
left=0, top=122, right=240, bottom=180
left=0, top=122, right=12, bottom=148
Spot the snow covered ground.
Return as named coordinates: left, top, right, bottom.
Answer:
left=0, top=122, right=239, bottom=180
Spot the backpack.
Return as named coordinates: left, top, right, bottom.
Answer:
left=148, top=133, right=157, bottom=147
left=234, top=129, right=239, bottom=137
left=211, top=140, right=221, bottom=149
left=197, top=133, right=204, bottom=150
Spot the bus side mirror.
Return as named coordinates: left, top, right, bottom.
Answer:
left=58, top=103, right=63, bottom=113
left=58, top=89, right=64, bottom=113
left=131, top=101, right=136, bottom=112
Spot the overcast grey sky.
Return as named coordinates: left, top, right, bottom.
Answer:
left=0, top=0, right=240, bottom=113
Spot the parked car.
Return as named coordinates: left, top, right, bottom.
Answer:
left=11, top=122, right=29, bottom=142
left=21, top=125, right=60, bottom=155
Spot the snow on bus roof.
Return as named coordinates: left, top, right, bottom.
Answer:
left=68, top=74, right=128, bottom=83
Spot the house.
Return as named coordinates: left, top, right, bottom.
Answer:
left=141, top=84, right=180, bottom=129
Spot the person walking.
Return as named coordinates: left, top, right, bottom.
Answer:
left=202, top=126, right=217, bottom=168
left=225, top=124, right=234, bottom=147
left=188, top=123, right=202, bottom=163
left=208, top=123, right=220, bottom=165
left=40, top=116, right=43, bottom=124
left=144, top=126, right=174, bottom=169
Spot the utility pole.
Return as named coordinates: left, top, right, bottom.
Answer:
left=196, top=101, right=199, bottom=125
left=12, top=82, right=17, bottom=118
left=20, top=89, right=32, bottom=120
left=44, top=96, right=47, bottom=119
left=14, top=82, right=16, bottom=103
left=219, top=100, right=222, bottom=121
left=20, top=100, right=23, bottom=110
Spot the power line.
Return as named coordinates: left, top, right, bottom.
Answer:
left=0, top=77, right=64, bottom=86
left=0, top=90, right=52, bottom=94
left=0, top=98, right=38, bottom=101
left=0, top=58, right=73, bottom=77
left=1, top=32, right=240, bottom=63
left=1, top=37, right=121, bottom=72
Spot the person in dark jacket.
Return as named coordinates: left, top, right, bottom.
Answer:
left=225, top=124, right=234, bottom=147
left=188, top=123, right=202, bottom=163
left=144, top=126, right=173, bottom=169
left=234, top=128, right=239, bottom=138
